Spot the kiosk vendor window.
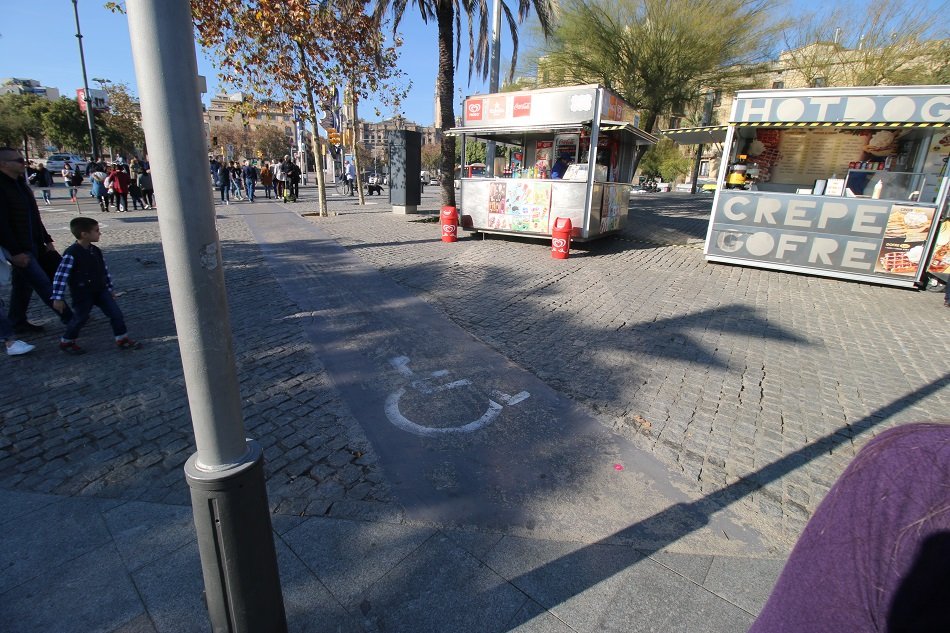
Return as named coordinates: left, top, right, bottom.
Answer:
left=700, top=86, right=950, bottom=288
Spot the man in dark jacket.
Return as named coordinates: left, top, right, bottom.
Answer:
left=0, top=147, right=74, bottom=332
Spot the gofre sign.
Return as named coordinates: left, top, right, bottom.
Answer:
left=707, top=192, right=927, bottom=275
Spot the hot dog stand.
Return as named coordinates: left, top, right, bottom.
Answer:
left=448, top=85, right=658, bottom=241
left=668, top=85, right=950, bottom=288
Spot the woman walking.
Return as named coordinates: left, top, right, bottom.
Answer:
left=90, top=167, right=109, bottom=211
left=260, top=162, right=273, bottom=199
left=217, top=162, right=231, bottom=205
left=62, top=162, right=78, bottom=201
left=228, top=161, right=243, bottom=201
left=33, top=163, right=54, bottom=205
left=139, top=171, right=155, bottom=209
left=110, top=165, right=131, bottom=211
left=272, top=160, right=285, bottom=200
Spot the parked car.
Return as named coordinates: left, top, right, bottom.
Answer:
left=43, top=153, right=87, bottom=173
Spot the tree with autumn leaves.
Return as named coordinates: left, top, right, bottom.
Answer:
left=191, top=0, right=404, bottom=216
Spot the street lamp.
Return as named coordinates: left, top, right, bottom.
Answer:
left=72, top=0, right=100, bottom=160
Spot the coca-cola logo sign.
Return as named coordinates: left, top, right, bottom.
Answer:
left=513, top=96, right=531, bottom=117
left=466, top=99, right=483, bottom=121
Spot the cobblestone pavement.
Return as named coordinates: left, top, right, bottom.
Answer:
left=3, top=187, right=948, bottom=550
left=302, top=189, right=950, bottom=546
left=0, top=193, right=394, bottom=521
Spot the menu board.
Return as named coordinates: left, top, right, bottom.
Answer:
left=919, top=131, right=950, bottom=204
left=487, top=181, right=553, bottom=233
left=928, top=219, right=950, bottom=275
left=770, top=130, right=868, bottom=185
left=874, top=205, right=937, bottom=277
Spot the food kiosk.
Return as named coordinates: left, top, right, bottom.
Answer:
left=448, top=85, right=658, bottom=241
left=670, top=85, right=950, bottom=288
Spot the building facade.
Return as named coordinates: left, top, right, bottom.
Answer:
left=204, top=92, right=304, bottom=161
left=356, top=115, right=438, bottom=161
left=0, top=78, right=60, bottom=101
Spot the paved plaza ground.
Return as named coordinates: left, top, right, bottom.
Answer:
left=1, top=183, right=947, bottom=632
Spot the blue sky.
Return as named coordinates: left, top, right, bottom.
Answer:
left=0, top=1, right=946, bottom=127
left=0, top=1, right=500, bottom=126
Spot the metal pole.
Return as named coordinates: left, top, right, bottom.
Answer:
left=72, top=0, right=99, bottom=160
left=125, top=2, right=286, bottom=631
left=690, top=91, right=715, bottom=195
left=485, top=0, right=502, bottom=177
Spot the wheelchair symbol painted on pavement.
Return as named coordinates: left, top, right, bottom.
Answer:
left=384, top=356, right=530, bottom=437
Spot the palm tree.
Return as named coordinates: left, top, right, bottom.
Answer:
left=373, top=0, right=559, bottom=205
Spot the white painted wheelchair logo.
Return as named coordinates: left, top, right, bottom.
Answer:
left=384, top=356, right=530, bottom=437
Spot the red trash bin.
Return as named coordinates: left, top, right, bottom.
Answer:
left=551, top=217, right=572, bottom=259
left=441, top=206, right=458, bottom=243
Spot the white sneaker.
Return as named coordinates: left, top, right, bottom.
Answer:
left=6, top=340, right=35, bottom=356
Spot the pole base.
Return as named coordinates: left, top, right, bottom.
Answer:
left=185, top=440, right=287, bottom=633
left=392, top=204, right=419, bottom=215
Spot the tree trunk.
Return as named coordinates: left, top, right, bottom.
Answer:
left=631, top=109, right=660, bottom=177
left=436, top=0, right=456, bottom=208
left=349, top=84, right=366, bottom=205
left=297, top=40, right=329, bottom=217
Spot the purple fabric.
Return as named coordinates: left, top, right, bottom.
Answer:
left=750, top=423, right=950, bottom=633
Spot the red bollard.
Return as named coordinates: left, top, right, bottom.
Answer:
left=551, top=217, right=572, bottom=259
left=441, top=206, right=459, bottom=242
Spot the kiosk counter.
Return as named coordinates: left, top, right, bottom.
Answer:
left=448, top=85, right=658, bottom=241
left=669, top=85, right=949, bottom=288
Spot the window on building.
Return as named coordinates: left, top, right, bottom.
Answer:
left=771, top=81, right=785, bottom=89
left=699, top=161, right=710, bottom=177
left=668, top=116, right=682, bottom=129
left=811, top=77, right=827, bottom=88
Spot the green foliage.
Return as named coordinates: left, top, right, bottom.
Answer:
left=454, top=139, right=487, bottom=166
left=42, top=98, right=90, bottom=154
left=97, top=82, right=145, bottom=158
left=0, top=93, right=50, bottom=149
left=538, top=0, right=784, bottom=133
left=638, top=138, right=691, bottom=182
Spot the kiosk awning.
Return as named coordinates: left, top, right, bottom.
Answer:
left=446, top=123, right=584, bottom=142
left=732, top=121, right=948, bottom=129
left=598, top=121, right=659, bottom=144
left=661, top=125, right=729, bottom=144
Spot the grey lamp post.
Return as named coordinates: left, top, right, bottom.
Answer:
left=125, top=1, right=287, bottom=630
left=72, top=0, right=100, bottom=160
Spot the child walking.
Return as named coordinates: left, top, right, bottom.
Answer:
left=51, top=217, right=141, bottom=355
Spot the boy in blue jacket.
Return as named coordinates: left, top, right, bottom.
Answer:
left=51, top=217, right=141, bottom=355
